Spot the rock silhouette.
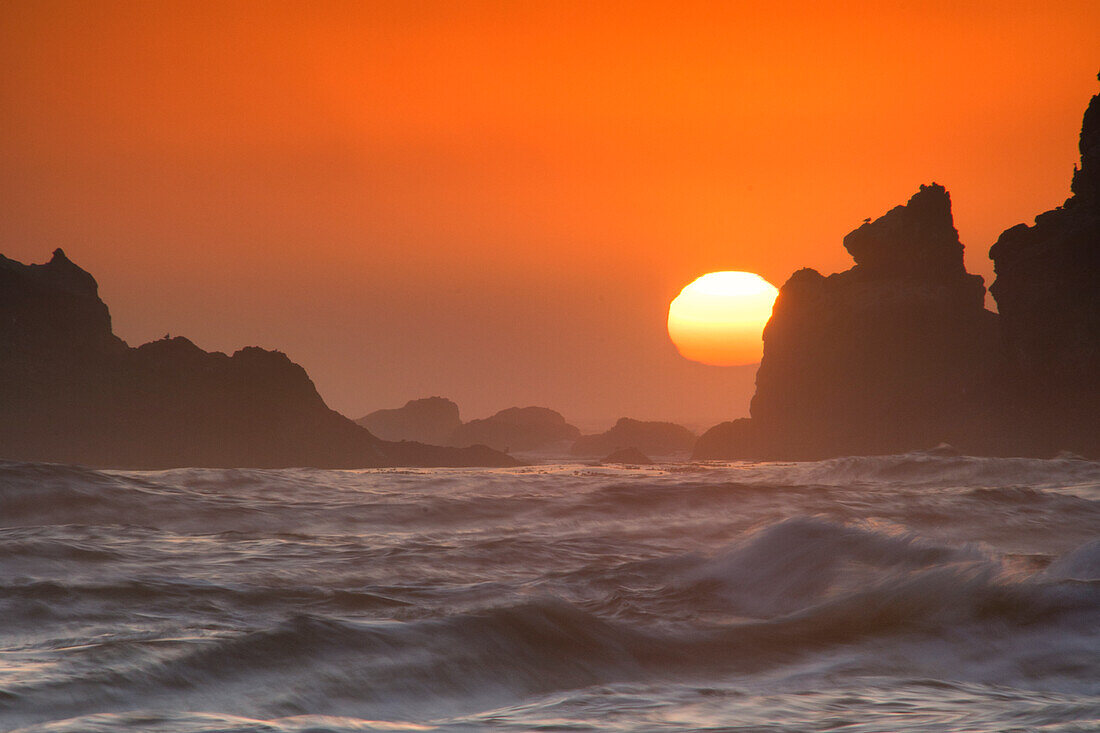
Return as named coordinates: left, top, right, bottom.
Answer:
left=0, top=251, right=517, bottom=469
left=696, top=185, right=1002, bottom=459
left=988, top=86, right=1100, bottom=456
left=448, top=406, right=581, bottom=452
left=692, top=418, right=762, bottom=460
left=357, top=397, right=462, bottom=445
left=572, top=418, right=695, bottom=457
left=697, top=88, right=1100, bottom=460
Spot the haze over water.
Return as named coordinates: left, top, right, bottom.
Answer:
left=2, top=453, right=1098, bottom=732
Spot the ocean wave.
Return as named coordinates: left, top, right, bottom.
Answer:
left=0, top=461, right=216, bottom=527
left=3, top=460, right=1098, bottom=730
left=7, top=711, right=436, bottom=733
left=741, top=452, right=1100, bottom=490
left=0, top=578, right=412, bottom=618
left=5, top=534, right=1096, bottom=721
left=1043, top=539, right=1100, bottom=582
left=670, top=517, right=981, bottom=618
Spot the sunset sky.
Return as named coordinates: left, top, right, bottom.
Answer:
left=2, top=1, right=1097, bottom=428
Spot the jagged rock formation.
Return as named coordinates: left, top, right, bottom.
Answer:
left=698, top=88, right=1100, bottom=460
left=601, top=447, right=654, bottom=465
left=696, top=184, right=1003, bottom=460
left=572, top=418, right=695, bottom=457
left=0, top=250, right=517, bottom=469
left=988, top=87, right=1100, bottom=455
left=448, top=406, right=581, bottom=452
left=357, top=397, right=462, bottom=445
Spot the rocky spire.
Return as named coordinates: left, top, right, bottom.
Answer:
left=842, top=183, right=968, bottom=280
left=1069, top=85, right=1100, bottom=206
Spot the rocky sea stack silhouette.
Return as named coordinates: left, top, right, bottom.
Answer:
left=0, top=251, right=517, bottom=469
left=572, top=418, right=695, bottom=457
left=697, top=89, right=1100, bottom=460
left=448, top=406, right=580, bottom=452
left=356, top=397, right=462, bottom=445
left=703, top=184, right=1002, bottom=459
left=988, top=88, right=1100, bottom=456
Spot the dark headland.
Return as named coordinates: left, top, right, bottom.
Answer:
left=697, top=88, right=1100, bottom=460
left=0, top=253, right=517, bottom=469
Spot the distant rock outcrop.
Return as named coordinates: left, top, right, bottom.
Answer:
left=0, top=250, right=517, bottom=469
left=696, top=184, right=1002, bottom=460
left=692, top=418, right=762, bottom=461
left=601, top=447, right=654, bottom=465
left=448, top=406, right=581, bottom=452
left=572, top=418, right=695, bottom=457
left=357, top=397, right=462, bottom=445
left=988, top=87, right=1100, bottom=456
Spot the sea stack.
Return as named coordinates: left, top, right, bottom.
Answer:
left=357, top=397, right=463, bottom=445
left=698, top=90, right=1100, bottom=460
left=572, top=418, right=696, bottom=457
left=988, top=87, right=1100, bottom=456
left=448, top=406, right=581, bottom=452
left=698, top=185, right=1002, bottom=459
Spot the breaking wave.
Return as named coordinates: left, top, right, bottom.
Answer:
left=1, top=455, right=1098, bottom=731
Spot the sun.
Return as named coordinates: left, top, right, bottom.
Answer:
left=667, top=271, right=780, bottom=366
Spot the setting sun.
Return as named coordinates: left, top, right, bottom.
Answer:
left=667, top=271, right=780, bottom=366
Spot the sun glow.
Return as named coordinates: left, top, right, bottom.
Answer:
left=667, top=271, right=779, bottom=366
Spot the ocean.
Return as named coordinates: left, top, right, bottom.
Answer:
left=1, top=453, right=1098, bottom=732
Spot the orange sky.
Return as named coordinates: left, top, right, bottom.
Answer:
left=2, top=1, right=1097, bottom=428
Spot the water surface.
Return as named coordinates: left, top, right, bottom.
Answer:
left=1, top=454, right=1098, bottom=731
